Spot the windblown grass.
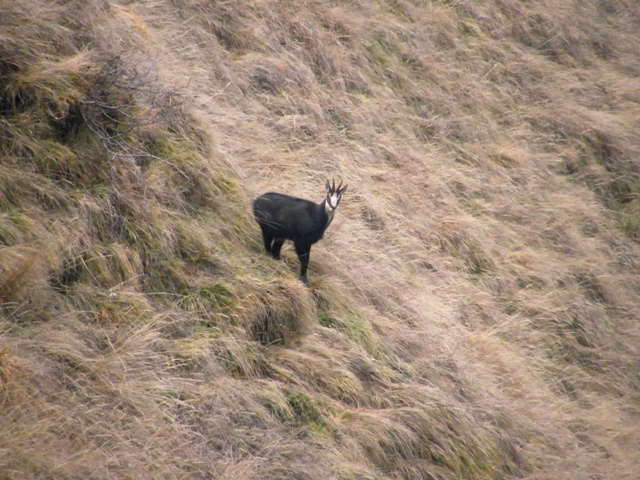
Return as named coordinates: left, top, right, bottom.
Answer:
left=1, top=0, right=639, bottom=479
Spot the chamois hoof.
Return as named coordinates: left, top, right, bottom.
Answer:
left=300, top=275, right=309, bottom=286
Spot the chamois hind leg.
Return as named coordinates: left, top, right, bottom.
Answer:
left=294, top=241, right=312, bottom=285
left=271, top=238, right=285, bottom=259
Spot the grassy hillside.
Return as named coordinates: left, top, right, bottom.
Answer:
left=1, top=0, right=639, bottom=479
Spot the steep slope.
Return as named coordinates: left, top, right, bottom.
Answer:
left=1, top=1, right=639, bottom=479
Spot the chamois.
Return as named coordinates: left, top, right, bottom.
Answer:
left=253, top=179, right=348, bottom=285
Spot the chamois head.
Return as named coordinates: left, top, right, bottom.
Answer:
left=325, top=179, right=348, bottom=213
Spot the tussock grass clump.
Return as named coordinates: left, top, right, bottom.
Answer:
left=242, top=277, right=314, bottom=346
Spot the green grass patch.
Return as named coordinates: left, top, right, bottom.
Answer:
left=318, top=307, right=377, bottom=353
left=284, top=390, right=332, bottom=435
left=618, top=199, right=640, bottom=240
left=179, top=282, right=235, bottom=314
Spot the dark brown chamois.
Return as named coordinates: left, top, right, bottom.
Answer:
left=253, top=179, right=347, bottom=284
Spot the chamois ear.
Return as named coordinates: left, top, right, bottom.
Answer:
left=325, top=180, right=331, bottom=192
left=339, top=184, right=348, bottom=194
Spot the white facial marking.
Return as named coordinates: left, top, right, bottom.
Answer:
left=325, top=202, right=336, bottom=227
left=327, top=193, right=339, bottom=210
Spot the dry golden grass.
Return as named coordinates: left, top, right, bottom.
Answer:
left=1, top=0, right=640, bottom=478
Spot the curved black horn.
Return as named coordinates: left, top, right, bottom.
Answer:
left=337, top=179, right=343, bottom=191
left=332, top=178, right=336, bottom=191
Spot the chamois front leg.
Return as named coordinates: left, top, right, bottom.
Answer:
left=271, top=238, right=285, bottom=259
left=295, top=241, right=312, bottom=285
left=260, top=230, right=274, bottom=256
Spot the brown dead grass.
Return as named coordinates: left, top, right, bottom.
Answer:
left=1, top=0, right=640, bottom=479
